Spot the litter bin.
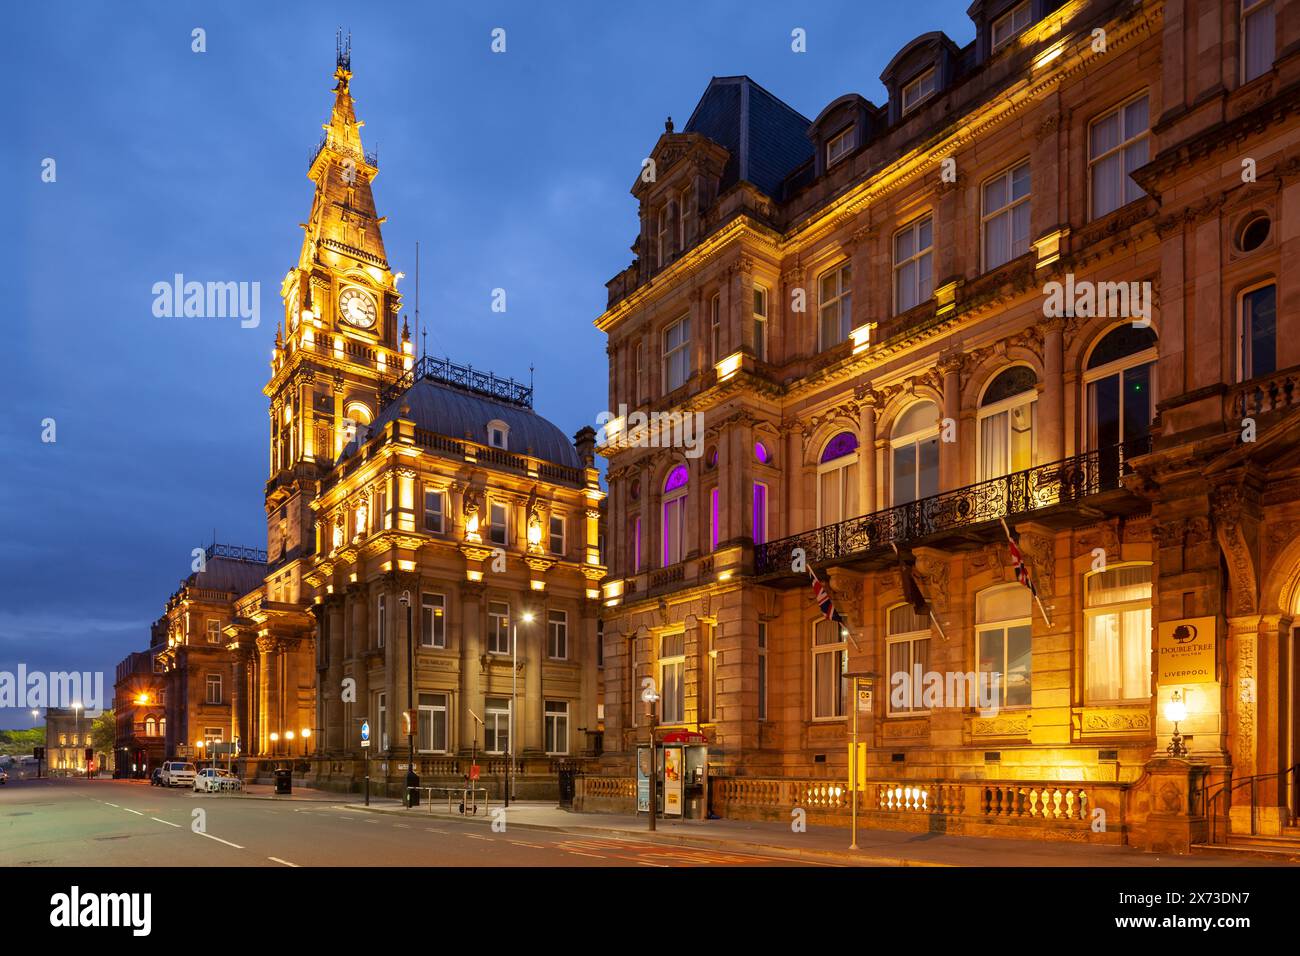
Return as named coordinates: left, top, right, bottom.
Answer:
left=557, top=766, right=576, bottom=808
left=274, top=768, right=292, bottom=795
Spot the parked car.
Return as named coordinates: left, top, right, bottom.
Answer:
left=193, top=768, right=242, bottom=793
left=159, top=761, right=196, bottom=788
left=0, top=769, right=8, bottom=785
left=150, top=767, right=165, bottom=786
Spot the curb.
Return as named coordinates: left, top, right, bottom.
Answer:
left=340, top=802, right=949, bottom=867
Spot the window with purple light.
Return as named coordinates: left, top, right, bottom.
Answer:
left=820, top=431, right=859, bottom=463
left=710, top=487, right=719, bottom=552
left=663, top=464, right=689, bottom=492
left=662, top=465, right=689, bottom=565
left=752, top=482, right=768, bottom=545
left=755, top=441, right=770, bottom=464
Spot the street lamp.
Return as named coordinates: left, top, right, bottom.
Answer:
left=1165, top=690, right=1188, bottom=758
left=73, top=702, right=82, bottom=774
left=507, top=610, right=535, bottom=807
left=270, top=731, right=280, bottom=756
left=301, top=728, right=311, bottom=756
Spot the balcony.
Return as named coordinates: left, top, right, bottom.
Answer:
left=756, top=437, right=1151, bottom=580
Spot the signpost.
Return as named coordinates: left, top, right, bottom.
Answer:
left=360, top=719, right=371, bottom=806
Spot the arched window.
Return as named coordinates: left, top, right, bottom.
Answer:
left=979, top=366, right=1038, bottom=480
left=1084, top=563, right=1152, bottom=703
left=976, top=585, right=1032, bottom=709
left=891, top=401, right=939, bottom=505
left=145, top=717, right=156, bottom=737
left=661, top=465, right=689, bottom=566
left=817, top=432, right=859, bottom=525
left=1084, top=324, right=1156, bottom=451
left=344, top=402, right=373, bottom=426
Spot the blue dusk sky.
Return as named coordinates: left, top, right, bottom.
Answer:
left=2, top=1, right=973, bottom=727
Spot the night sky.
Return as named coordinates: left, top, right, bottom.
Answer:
left=3, top=1, right=973, bottom=727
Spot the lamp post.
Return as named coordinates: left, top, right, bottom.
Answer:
left=269, top=731, right=279, bottom=757
left=31, top=710, right=41, bottom=778
left=1165, top=690, right=1188, bottom=758
left=73, top=702, right=82, bottom=774
left=301, top=728, right=311, bottom=757
left=641, top=679, right=660, bottom=832
left=507, top=610, right=535, bottom=807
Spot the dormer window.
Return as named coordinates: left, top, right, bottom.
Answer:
left=676, top=186, right=691, bottom=249
left=826, top=127, right=856, bottom=167
left=656, top=206, right=670, bottom=267
left=991, top=1, right=1032, bottom=52
left=901, top=68, right=936, bottom=115
left=487, top=420, right=509, bottom=449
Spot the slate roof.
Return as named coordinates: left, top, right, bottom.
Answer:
left=182, top=556, right=266, bottom=596
left=683, top=76, right=814, bottom=200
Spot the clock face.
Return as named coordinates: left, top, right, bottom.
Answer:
left=338, top=287, right=377, bottom=329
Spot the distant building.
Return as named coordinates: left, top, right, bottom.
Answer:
left=44, top=707, right=91, bottom=774
left=112, top=651, right=166, bottom=777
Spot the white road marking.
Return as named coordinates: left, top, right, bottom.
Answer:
left=152, top=817, right=181, bottom=828
left=123, top=808, right=144, bottom=816
left=198, top=832, right=244, bottom=849
left=268, top=857, right=300, bottom=867
left=464, top=834, right=492, bottom=841
left=566, top=851, right=606, bottom=859
left=637, top=860, right=670, bottom=867
left=104, top=803, right=119, bottom=808
left=425, top=828, right=448, bottom=834
left=394, top=823, right=410, bottom=829
left=509, top=841, right=543, bottom=848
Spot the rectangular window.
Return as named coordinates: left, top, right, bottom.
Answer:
left=1239, top=283, right=1277, bottom=381
left=709, top=293, right=721, bottom=365
left=709, top=487, right=720, bottom=552
left=818, top=263, right=852, bottom=350
left=901, top=67, right=936, bottom=114
left=378, top=693, right=388, bottom=751
left=656, top=206, right=670, bottom=267
left=205, top=673, right=222, bottom=705
left=1089, top=95, right=1149, bottom=219
left=982, top=161, right=1031, bottom=271
left=827, top=126, right=856, bottom=166
left=376, top=488, right=388, bottom=531
left=1242, top=0, right=1275, bottom=83
left=991, top=0, right=1031, bottom=51
left=976, top=588, right=1034, bottom=710
left=420, top=592, right=446, bottom=649
left=758, top=622, right=768, bottom=721
left=423, top=488, right=445, bottom=533
left=894, top=216, right=933, bottom=313
left=544, top=700, right=569, bottom=755
left=752, top=285, right=769, bottom=362
left=489, top=500, right=509, bottom=547
left=663, top=316, right=692, bottom=392
left=417, top=693, right=448, bottom=753
left=660, top=632, right=686, bottom=724
left=206, top=619, right=221, bottom=644
left=752, top=482, right=768, bottom=546
left=702, top=624, right=718, bottom=723
left=1085, top=564, right=1152, bottom=703
left=549, top=514, right=566, bottom=556
left=485, top=698, right=510, bottom=754
left=377, top=594, right=386, bottom=649
left=677, top=186, right=691, bottom=249
left=662, top=492, right=687, bottom=566
left=813, top=619, right=848, bottom=719
left=488, top=601, right=510, bottom=655
left=632, top=515, right=643, bottom=573
left=634, top=341, right=644, bottom=401
left=887, top=604, right=931, bottom=715
left=547, top=609, right=568, bottom=660
left=203, top=727, right=223, bottom=747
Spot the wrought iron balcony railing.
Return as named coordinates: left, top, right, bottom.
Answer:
left=755, top=436, right=1151, bottom=576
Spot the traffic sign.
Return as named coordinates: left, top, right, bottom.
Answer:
left=469, top=765, right=480, bottom=781
left=360, top=720, right=370, bottom=748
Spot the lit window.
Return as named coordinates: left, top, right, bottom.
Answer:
left=145, top=717, right=156, bottom=737
left=488, top=601, right=510, bottom=655
left=659, top=632, right=686, bottom=724
left=206, top=619, right=221, bottom=644
left=817, top=432, right=860, bottom=525
left=1242, top=0, right=1275, bottom=83
left=423, top=488, right=445, bottom=533
left=818, top=263, right=852, bottom=350
left=484, top=698, right=510, bottom=754
left=701, top=624, right=718, bottom=723
left=1089, top=95, right=1149, bottom=219
left=976, top=585, right=1033, bottom=709
left=205, top=673, right=222, bottom=705
left=991, top=1, right=1032, bottom=51
left=901, top=67, right=936, bottom=114
left=1084, top=564, right=1152, bottom=703
left=894, top=217, right=933, bottom=313
left=417, top=693, right=448, bottom=753
left=1239, top=283, right=1277, bottom=382
left=709, top=293, right=721, bottom=365
left=489, top=500, right=509, bottom=547
left=662, top=465, right=689, bottom=566
left=891, top=401, right=940, bottom=505
left=813, top=619, right=848, bottom=719
left=420, top=592, right=446, bottom=648
left=982, top=161, right=1031, bottom=271
left=827, top=126, right=856, bottom=166
left=547, top=609, right=568, bottom=660
left=549, top=514, right=566, bottom=555
left=752, top=285, right=769, bottom=362
left=752, top=482, right=768, bottom=546
left=887, top=604, right=931, bottom=715
left=978, top=366, right=1038, bottom=480
left=663, top=316, right=692, bottom=392
left=377, top=693, right=388, bottom=750
left=544, top=700, right=569, bottom=755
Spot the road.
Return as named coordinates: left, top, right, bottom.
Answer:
left=0, top=776, right=817, bottom=867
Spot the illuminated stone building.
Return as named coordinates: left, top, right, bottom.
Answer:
left=594, top=0, right=1300, bottom=852
left=45, top=707, right=91, bottom=774
left=112, top=650, right=166, bottom=777
left=268, top=43, right=607, bottom=794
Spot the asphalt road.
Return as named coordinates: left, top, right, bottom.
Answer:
left=0, top=777, right=815, bottom=867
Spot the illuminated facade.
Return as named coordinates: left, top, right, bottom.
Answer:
left=112, top=650, right=166, bottom=777
left=594, top=0, right=1300, bottom=852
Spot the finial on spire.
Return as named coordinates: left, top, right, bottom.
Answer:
left=401, top=316, right=410, bottom=342
left=665, top=116, right=674, bottom=133
left=335, top=28, right=352, bottom=71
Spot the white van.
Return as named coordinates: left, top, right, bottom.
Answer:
left=160, top=761, right=196, bottom=788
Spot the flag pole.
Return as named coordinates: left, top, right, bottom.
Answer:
left=891, top=543, right=947, bottom=641
left=809, top=566, right=859, bottom=650
left=1000, top=517, right=1053, bottom=628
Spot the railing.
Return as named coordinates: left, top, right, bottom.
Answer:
left=756, top=437, right=1150, bottom=575
left=205, top=542, right=267, bottom=564
left=380, top=354, right=533, bottom=410
left=308, top=132, right=379, bottom=171
left=1203, top=764, right=1299, bottom=844
left=1227, top=365, right=1300, bottom=422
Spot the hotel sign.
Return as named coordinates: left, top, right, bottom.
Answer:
left=1156, top=616, right=1216, bottom=684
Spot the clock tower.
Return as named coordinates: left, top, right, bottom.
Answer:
left=265, top=34, right=409, bottom=568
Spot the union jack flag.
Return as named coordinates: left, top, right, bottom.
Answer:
left=1003, top=521, right=1038, bottom=597
left=809, top=567, right=844, bottom=624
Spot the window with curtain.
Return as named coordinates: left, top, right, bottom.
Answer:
left=887, top=604, right=931, bottom=715
left=817, top=432, right=860, bottom=525
left=544, top=700, right=569, bottom=755
left=891, top=401, right=940, bottom=504
left=979, top=366, right=1038, bottom=480
left=1239, top=283, right=1277, bottom=381
left=818, top=263, right=852, bottom=350
left=420, top=592, right=446, bottom=648
left=1085, top=564, right=1152, bottom=702
left=894, top=216, right=933, bottom=313
left=484, top=698, right=510, bottom=753
left=660, top=632, right=685, bottom=723
left=1242, top=0, right=1275, bottom=83
left=1089, top=94, right=1148, bottom=219
left=813, top=619, right=848, bottom=719
left=976, top=585, right=1033, bottom=709
left=1085, top=324, right=1157, bottom=452
left=982, top=161, right=1031, bottom=271
left=753, top=285, right=769, bottom=362
left=417, top=693, right=448, bottom=753
left=663, top=316, right=692, bottom=392
left=661, top=465, right=689, bottom=565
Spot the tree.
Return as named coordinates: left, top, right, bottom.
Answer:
left=91, top=709, right=115, bottom=761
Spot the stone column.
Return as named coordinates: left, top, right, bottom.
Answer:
left=939, top=356, right=962, bottom=491
left=458, top=582, right=484, bottom=753
left=1039, top=317, right=1065, bottom=463
left=784, top=422, right=805, bottom=539
left=858, top=393, right=878, bottom=515
left=325, top=597, right=346, bottom=751
left=579, top=608, right=600, bottom=755
left=257, top=636, right=277, bottom=755
left=524, top=601, right=544, bottom=755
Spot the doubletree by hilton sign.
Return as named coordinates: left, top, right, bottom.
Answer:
left=1156, top=617, right=1216, bottom=684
